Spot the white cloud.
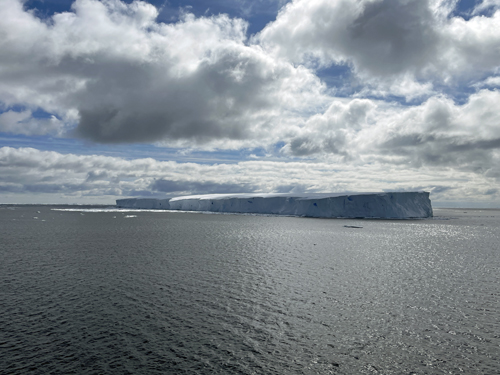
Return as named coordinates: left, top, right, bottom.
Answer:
left=1, top=0, right=499, bottom=149
left=257, top=0, right=500, bottom=97
left=0, top=110, right=66, bottom=136
left=474, top=76, right=500, bottom=87
left=258, top=0, right=440, bottom=73
left=281, top=89, right=500, bottom=177
left=1, top=146, right=499, bottom=205
left=472, top=0, right=500, bottom=15
left=0, top=0, right=327, bottom=147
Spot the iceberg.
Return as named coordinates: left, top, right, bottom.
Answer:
left=116, top=192, right=433, bottom=219
left=114, top=198, right=171, bottom=210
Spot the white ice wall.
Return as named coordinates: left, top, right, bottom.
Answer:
left=116, top=192, right=433, bottom=219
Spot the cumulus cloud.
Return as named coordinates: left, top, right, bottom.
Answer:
left=259, top=0, right=439, bottom=74
left=281, top=89, right=500, bottom=177
left=0, top=0, right=326, bottom=146
left=257, top=0, right=500, bottom=98
left=1, top=0, right=499, bottom=148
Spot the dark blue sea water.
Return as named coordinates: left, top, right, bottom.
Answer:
left=1, top=206, right=499, bottom=374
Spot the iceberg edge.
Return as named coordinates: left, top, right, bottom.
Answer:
left=116, top=192, right=433, bottom=219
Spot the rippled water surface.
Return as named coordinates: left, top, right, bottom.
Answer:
left=1, top=206, right=499, bottom=374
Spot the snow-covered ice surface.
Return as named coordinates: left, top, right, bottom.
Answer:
left=116, top=192, right=433, bottom=219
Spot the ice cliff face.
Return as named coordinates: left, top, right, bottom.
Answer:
left=116, top=192, right=433, bottom=219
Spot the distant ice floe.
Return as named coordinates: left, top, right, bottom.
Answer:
left=116, top=192, right=433, bottom=219
left=51, top=208, right=164, bottom=213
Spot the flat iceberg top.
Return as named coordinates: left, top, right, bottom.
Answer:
left=168, top=191, right=423, bottom=202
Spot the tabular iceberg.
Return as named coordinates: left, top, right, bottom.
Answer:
left=116, top=192, right=433, bottom=219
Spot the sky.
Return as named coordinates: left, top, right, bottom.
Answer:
left=1, top=0, right=500, bottom=206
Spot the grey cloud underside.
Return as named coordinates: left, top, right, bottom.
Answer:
left=379, top=134, right=500, bottom=163
left=346, top=0, right=439, bottom=76
left=74, top=53, right=276, bottom=143
left=286, top=133, right=348, bottom=157
left=287, top=130, right=500, bottom=171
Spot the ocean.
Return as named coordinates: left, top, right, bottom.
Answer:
left=1, top=206, right=499, bottom=374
